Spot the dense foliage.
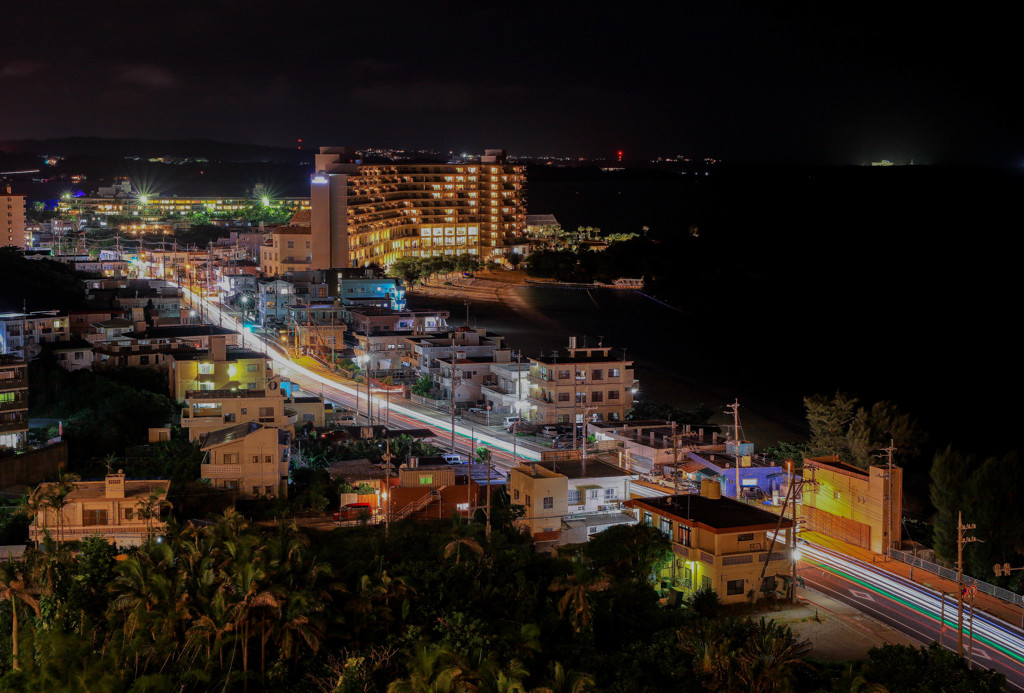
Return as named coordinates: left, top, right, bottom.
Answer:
left=0, top=516, right=1004, bottom=692
left=0, top=247, right=93, bottom=313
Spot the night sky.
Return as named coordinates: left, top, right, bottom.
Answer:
left=1, top=1, right=1020, bottom=165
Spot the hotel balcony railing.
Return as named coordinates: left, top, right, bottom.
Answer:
left=0, top=397, right=28, bottom=413
left=0, top=418, right=29, bottom=433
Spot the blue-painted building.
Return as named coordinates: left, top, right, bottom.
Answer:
left=687, top=440, right=788, bottom=502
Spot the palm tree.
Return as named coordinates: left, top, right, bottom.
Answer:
left=136, top=486, right=171, bottom=543
left=0, top=560, right=42, bottom=670
left=43, top=470, right=81, bottom=543
left=387, top=641, right=464, bottom=693
left=548, top=571, right=610, bottom=633
left=15, top=486, right=46, bottom=547
left=678, top=618, right=734, bottom=691
left=735, top=618, right=811, bottom=693
left=443, top=536, right=484, bottom=566
left=219, top=539, right=279, bottom=692
left=533, top=661, right=595, bottom=693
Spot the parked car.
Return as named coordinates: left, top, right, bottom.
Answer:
left=539, top=425, right=561, bottom=438
left=502, top=416, right=522, bottom=431
left=333, top=502, right=372, bottom=521
left=442, top=453, right=464, bottom=464
left=468, top=407, right=486, bottom=414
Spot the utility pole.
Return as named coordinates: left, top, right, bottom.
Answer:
left=666, top=421, right=691, bottom=496
left=725, top=399, right=742, bottom=498
left=790, top=460, right=799, bottom=600
left=875, top=439, right=899, bottom=553
left=381, top=438, right=393, bottom=537
left=449, top=333, right=457, bottom=454
left=485, top=448, right=492, bottom=540
left=957, top=511, right=980, bottom=656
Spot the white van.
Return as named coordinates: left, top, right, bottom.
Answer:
left=502, top=416, right=522, bottom=431
left=442, top=453, right=464, bottom=464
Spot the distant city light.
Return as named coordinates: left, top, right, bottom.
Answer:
left=139, top=195, right=149, bottom=204
left=261, top=196, right=270, bottom=206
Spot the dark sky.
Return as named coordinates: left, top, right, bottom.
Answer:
left=1, top=1, right=1020, bottom=165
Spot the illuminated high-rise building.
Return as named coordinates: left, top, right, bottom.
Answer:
left=310, top=147, right=526, bottom=269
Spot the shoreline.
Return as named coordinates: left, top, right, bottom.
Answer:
left=408, top=274, right=808, bottom=447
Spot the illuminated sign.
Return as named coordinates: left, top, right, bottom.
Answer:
left=312, top=174, right=329, bottom=184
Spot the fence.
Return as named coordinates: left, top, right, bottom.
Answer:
left=889, top=548, right=1024, bottom=606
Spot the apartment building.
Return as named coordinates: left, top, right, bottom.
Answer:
left=180, top=388, right=296, bottom=442
left=3, top=186, right=27, bottom=249
left=509, top=455, right=638, bottom=544
left=310, top=147, right=526, bottom=268
left=527, top=338, right=635, bottom=425
left=200, top=422, right=290, bottom=499
left=625, top=481, right=795, bottom=604
left=29, top=471, right=169, bottom=547
left=166, top=335, right=271, bottom=400
left=0, top=356, right=29, bottom=451
left=0, top=311, right=71, bottom=360
left=260, top=225, right=313, bottom=277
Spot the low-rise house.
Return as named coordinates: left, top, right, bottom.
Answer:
left=624, top=480, right=795, bottom=604
left=29, top=471, right=169, bottom=547
left=510, top=453, right=637, bottom=544
left=256, top=279, right=295, bottom=325
left=343, top=306, right=449, bottom=335
left=404, top=328, right=505, bottom=375
left=479, top=360, right=530, bottom=415
left=45, top=338, right=95, bottom=371
left=200, top=422, right=290, bottom=498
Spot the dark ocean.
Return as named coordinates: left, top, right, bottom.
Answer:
left=442, top=164, right=1024, bottom=456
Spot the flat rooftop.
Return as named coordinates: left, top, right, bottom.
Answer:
left=535, top=458, right=634, bottom=480
left=627, top=494, right=792, bottom=531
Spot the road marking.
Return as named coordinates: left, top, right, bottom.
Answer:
left=849, top=589, right=875, bottom=601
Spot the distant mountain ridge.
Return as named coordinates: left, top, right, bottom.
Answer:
left=0, top=137, right=308, bottom=164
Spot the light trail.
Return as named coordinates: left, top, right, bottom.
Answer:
left=182, top=286, right=541, bottom=464
left=801, top=540, right=1024, bottom=669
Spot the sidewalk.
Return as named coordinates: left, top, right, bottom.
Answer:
left=803, top=530, right=1024, bottom=630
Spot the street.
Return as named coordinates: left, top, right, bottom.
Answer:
left=186, top=287, right=543, bottom=468
left=800, top=541, right=1024, bottom=691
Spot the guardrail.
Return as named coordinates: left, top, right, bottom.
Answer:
left=889, top=548, right=1024, bottom=606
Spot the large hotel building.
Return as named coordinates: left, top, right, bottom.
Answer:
left=311, top=147, right=526, bottom=268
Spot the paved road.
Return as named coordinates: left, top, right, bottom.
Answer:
left=187, top=287, right=543, bottom=469
left=800, top=541, right=1024, bottom=691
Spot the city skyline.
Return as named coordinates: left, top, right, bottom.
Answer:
left=1, top=2, right=1020, bottom=166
